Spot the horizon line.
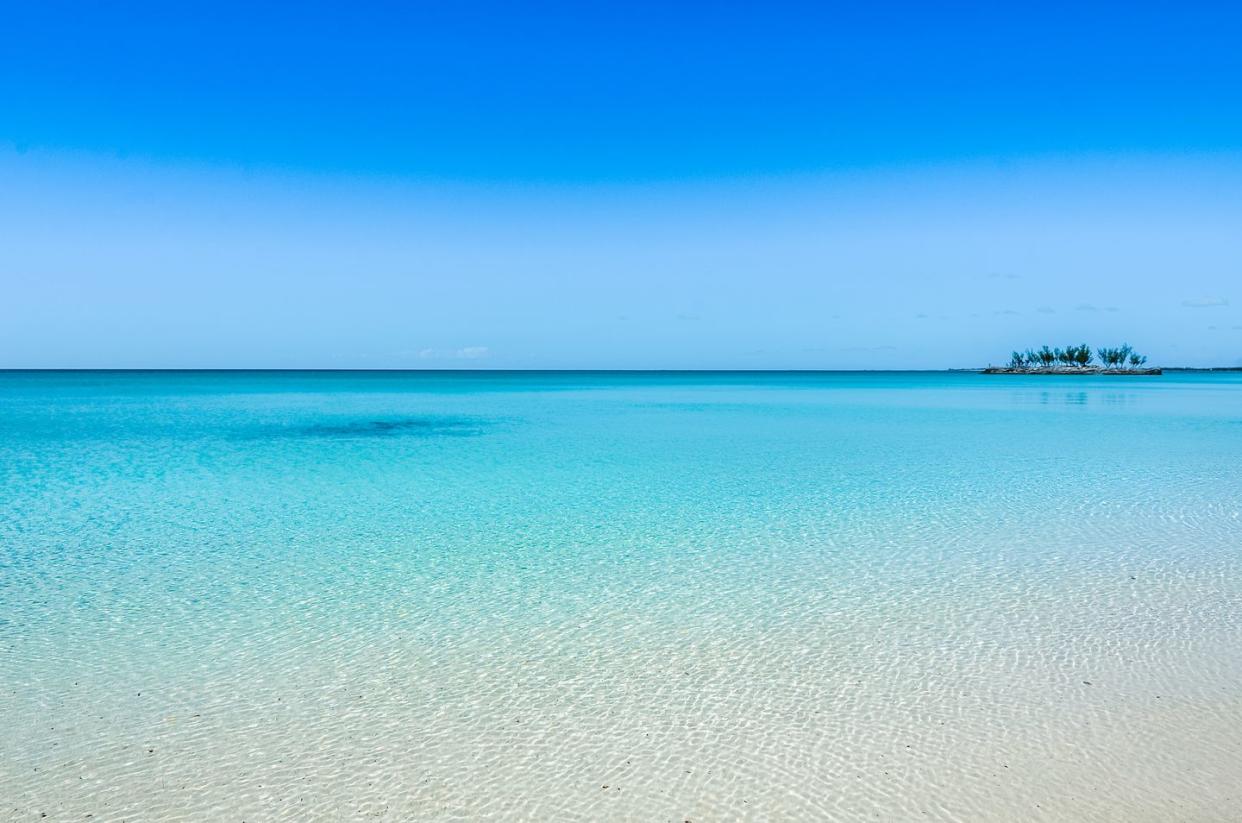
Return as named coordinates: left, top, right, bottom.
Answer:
left=3, top=367, right=1239, bottom=374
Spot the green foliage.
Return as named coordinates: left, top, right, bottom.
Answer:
left=1005, top=343, right=1146, bottom=371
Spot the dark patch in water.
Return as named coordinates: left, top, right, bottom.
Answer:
left=305, top=416, right=484, bottom=438
left=248, top=415, right=489, bottom=440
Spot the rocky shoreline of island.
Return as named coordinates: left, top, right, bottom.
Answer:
left=982, top=365, right=1163, bottom=375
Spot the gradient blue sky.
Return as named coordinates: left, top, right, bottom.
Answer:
left=3, top=1, right=1240, bottom=368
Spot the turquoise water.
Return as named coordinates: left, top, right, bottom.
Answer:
left=3, top=371, right=1241, bottom=820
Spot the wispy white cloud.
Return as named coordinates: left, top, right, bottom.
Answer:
left=1036, top=306, right=1056, bottom=314
left=1182, top=296, right=1229, bottom=308
left=415, top=346, right=490, bottom=360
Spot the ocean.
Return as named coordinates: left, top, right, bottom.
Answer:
left=2, top=370, right=1240, bottom=820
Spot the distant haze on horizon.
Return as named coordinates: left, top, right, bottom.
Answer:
left=2, top=1, right=1240, bottom=369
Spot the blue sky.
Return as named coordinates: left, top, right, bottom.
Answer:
left=2, top=1, right=1240, bottom=367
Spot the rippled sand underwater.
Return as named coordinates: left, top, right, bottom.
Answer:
left=2, top=371, right=1241, bottom=821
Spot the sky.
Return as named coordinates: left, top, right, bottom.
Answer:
left=2, top=0, right=1240, bottom=368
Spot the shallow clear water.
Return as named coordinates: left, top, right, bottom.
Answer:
left=2, top=370, right=1241, bottom=821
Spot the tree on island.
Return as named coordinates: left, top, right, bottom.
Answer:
left=1097, top=344, right=1134, bottom=368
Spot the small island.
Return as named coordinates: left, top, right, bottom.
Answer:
left=984, top=344, right=1161, bottom=375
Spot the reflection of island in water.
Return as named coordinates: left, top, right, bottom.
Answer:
left=984, top=344, right=1162, bottom=375
left=1012, top=390, right=1141, bottom=408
